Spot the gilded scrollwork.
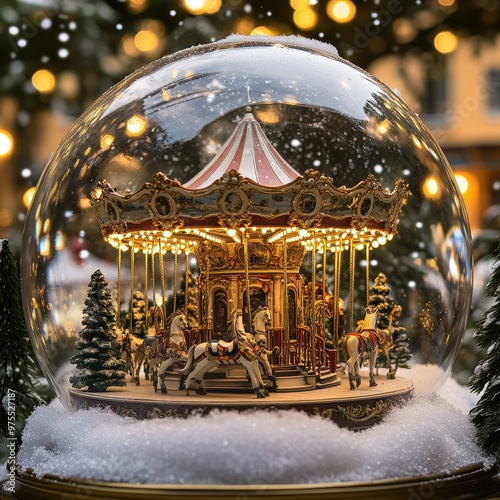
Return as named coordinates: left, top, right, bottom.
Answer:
left=312, top=399, right=404, bottom=423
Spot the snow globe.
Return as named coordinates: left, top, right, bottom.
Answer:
left=17, top=36, right=489, bottom=498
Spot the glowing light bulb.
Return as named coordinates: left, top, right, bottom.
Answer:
left=326, top=0, right=356, bottom=23
left=454, top=174, right=469, bottom=194
left=32, top=69, right=56, bottom=94
left=434, top=31, right=458, bottom=54
left=0, top=129, right=14, bottom=158
left=126, top=115, right=148, bottom=136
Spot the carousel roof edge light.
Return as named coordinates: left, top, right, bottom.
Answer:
left=90, top=167, right=411, bottom=251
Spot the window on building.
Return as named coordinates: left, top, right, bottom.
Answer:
left=487, top=70, right=500, bottom=111
left=422, top=74, right=448, bottom=116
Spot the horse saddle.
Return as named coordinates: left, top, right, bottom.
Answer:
left=207, top=339, right=239, bottom=358
left=350, top=329, right=384, bottom=352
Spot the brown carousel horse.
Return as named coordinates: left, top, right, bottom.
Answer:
left=342, top=307, right=387, bottom=390
left=179, top=309, right=269, bottom=398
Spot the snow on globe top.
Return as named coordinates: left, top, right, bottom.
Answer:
left=22, top=35, right=471, bottom=422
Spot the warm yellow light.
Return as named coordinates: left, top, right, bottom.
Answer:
left=376, top=119, right=390, bottom=135
left=250, top=26, right=277, bottom=36
left=128, top=0, right=148, bottom=13
left=434, top=31, right=458, bottom=54
left=100, top=134, right=114, bottom=150
left=256, top=108, right=280, bottom=124
left=126, top=114, right=148, bottom=136
left=134, top=30, right=159, bottom=53
left=23, top=187, right=36, bottom=209
left=0, top=209, right=12, bottom=227
left=293, top=7, right=317, bottom=30
left=32, top=69, right=56, bottom=94
left=234, top=17, right=254, bottom=35
left=423, top=177, right=440, bottom=198
left=454, top=174, right=469, bottom=194
left=438, top=0, right=455, bottom=6
left=0, top=129, right=14, bottom=158
left=182, top=0, right=205, bottom=14
left=290, top=0, right=309, bottom=9
left=326, top=0, right=356, bottom=23
left=203, top=0, right=222, bottom=14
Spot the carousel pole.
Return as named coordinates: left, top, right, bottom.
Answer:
left=205, top=254, right=210, bottom=336
left=322, top=240, right=327, bottom=336
left=311, top=239, right=317, bottom=375
left=173, top=245, right=179, bottom=313
left=243, top=229, right=251, bottom=332
left=283, top=234, right=289, bottom=364
left=129, top=240, right=135, bottom=335
left=365, top=244, right=370, bottom=306
left=144, top=248, right=148, bottom=312
left=159, top=240, right=166, bottom=320
left=349, top=237, right=356, bottom=333
left=184, top=250, right=189, bottom=317
left=151, top=250, right=156, bottom=310
left=333, top=248, right=341, bottom=346
left=116, top=247, right=122, bottom=331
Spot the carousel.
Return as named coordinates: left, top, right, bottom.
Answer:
left=70, top=111, right=413, bottom=428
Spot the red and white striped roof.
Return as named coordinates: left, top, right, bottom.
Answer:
left=184, top=113, right=302, bottom=190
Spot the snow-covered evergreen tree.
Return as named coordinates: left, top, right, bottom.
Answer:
left=367, top=272, right=411, bottom=372
left=70, top=269, right=127, bottom=392
left=131, top=290, right=147, bottom=337
left=0, top=240, right=43, bottom=441
left=468, top=240, right=500, bottom=459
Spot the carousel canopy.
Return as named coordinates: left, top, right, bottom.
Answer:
left=184, top=113, right=302, bottom=190
left=90, top=113, right=411, bottom=254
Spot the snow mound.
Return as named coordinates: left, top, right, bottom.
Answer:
left=223, top=34, right=339, bottom=58
left=17, top=393, right=489, bottom=485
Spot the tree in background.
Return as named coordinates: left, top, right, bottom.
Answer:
left=367, top=272, right=411, bottom=373
left=70, top=269, right=127, bottom=392
left=0, top=239, right=43, bottom=441
left=468, top=240, right=500, bottom=459
left=131, top=290, right=147, bottom=337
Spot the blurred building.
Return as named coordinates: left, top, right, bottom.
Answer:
left=369, top=34, right=500, bottom=233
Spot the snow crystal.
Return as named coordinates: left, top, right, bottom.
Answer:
left=17, top=386, right=489, bottom=485
left=222, top=34, right=339, bottom=58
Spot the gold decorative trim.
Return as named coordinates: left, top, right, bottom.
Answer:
left=312, top=398, right=403, bottom=423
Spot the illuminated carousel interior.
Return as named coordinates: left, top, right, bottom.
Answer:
left=70, top=112, right=413, bottom=427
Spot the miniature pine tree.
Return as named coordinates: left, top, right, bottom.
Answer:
left=468, top=240, right=500, bottom=459
left=70, top=269, right=127, bottom=392
left=0, top=240, right=43, bottom=440
left=131, top=291, right=147, bottom=337
left=367, top=272, right=411, bottom=372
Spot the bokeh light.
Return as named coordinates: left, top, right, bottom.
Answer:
left=434, top=30, right=458, bottom=54
left=326, top=0, right=356, bottom=24
left=32, top=69, right=56, bottom=94
left=0, top=129, right=14, bottom=159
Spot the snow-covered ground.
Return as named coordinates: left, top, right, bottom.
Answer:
left=5, top=368, right=490, bottom=487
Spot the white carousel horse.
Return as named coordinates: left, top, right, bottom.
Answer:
left=342, top=307, right=387, bottom=390
left=251, top=306, right=279, bottom=384
left=179, top=309, right=269, bottom=398
left=375, top=305, right=402, bottom=380
left=151, top=310, right=189, bottom=394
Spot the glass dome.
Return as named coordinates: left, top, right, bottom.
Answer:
left=22, top=35, right=472, bottom=418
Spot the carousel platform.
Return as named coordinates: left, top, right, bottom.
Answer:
left=69, top=370, right=413, bottom=429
